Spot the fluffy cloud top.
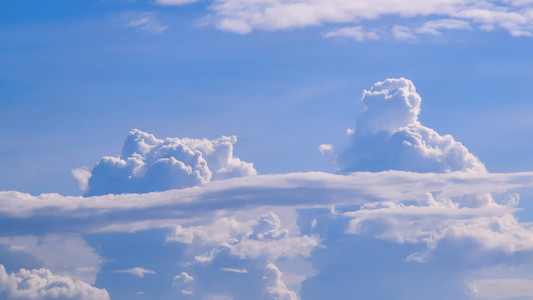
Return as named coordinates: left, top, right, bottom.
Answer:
left=335, top=78, right=486, bottom=173
left=0, top=265, right=109, bottom=300
left=84, top=129, right=256, bottom=196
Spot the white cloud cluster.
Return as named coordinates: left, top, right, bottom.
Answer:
left=345, top=197, right=533, bottom=261
left=167, top=212, right=315, bottom=298
left=5, top=79, right=533, bottom=298
left=83, top=129, right=256, bottom=196
left=332, top=78, right=486, bottom=173
left=0, top=265, right=109, bottom=300
left=0, top=235, right=102, bottom=284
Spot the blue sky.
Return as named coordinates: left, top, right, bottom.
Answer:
left=2, top=0, right=533, bottom=299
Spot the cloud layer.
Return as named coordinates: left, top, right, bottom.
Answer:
left=3, top=79, right=533, bottom=299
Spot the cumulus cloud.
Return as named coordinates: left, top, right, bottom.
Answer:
left=170, top=212, right=318, bottom=262
left=5, top=79, right=533, bottom=299
left=84, top=129, right=256, bottom=196
left=113, top=267, right=155, bottom=278
left=0, top=265, right=109, bottom=300
left=0, top=235, right=102, bottom=284
left=332, top=78, right=486, bottom=173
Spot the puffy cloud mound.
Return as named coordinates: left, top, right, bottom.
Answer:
left=0, top=265, right=109, bottom=300
left=336, top=78, right=486, bottom=173
left=84, top=129, right=256, bottom=196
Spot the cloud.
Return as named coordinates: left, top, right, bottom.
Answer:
left=71, top=168, right=91, bottom=192
left=263, top=263, right=297, bottom=300
left=417, top=19, right=472, bottom=35
left=391, top=25, right=416, bottom=40
left=468, top=278, right=533, bottom=299
left=178, top=0, right=533, bottom=37
left=113, top=11, right=168, bottom=33
left=332, top=78, right=486, bottom=173
left=0, top=265, right=109, bottom=300
left=5, top=79, right=533, bottom=299
left=84, top=129, right=256, bottom=196
left=0, top=235, right=102, bottom=284
left=113, top=267, right=155, bottom=278
left=220, top=268, right=248, bottom=273
left=323, top=26, right=380, bottom=41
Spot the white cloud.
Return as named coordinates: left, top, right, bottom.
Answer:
left=220, top=268, right=248, bottom=273
left=392, top=25, right=416, bottom=40
left=171, top=212, right=319, bottom=262
left=263, top=263, right=297, bottom=300
left=0, top=235, right=102, bottom=284
left=173, top=272, right=194, bottom=295
left=174, top=0, right=533, bottom=37
left=0, top=265, right=109, bottom=300
left=334, top=78, right=486, bottom=173
left=468, top=278, right=533, bottom=299
left=6, top=79, right=533, bottom=299
left=417, top=19, right=472, bottom=35
left=323, top=26, right=380, bottom=41
left=113, top=267, right=155, bottom=278
left=71, top=168, right=91, bottom=192
left=113, top=11, right=168, bottom=33
left=84, top=129, right=256, bottom=196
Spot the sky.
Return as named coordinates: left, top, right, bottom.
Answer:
left=2, top=0, right=533, bottom=299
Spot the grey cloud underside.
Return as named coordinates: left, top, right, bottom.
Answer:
left=0, top=171, right=531, bottom=236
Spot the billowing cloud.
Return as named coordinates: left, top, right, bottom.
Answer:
left=334, top=78, right=486, bottom=173
left=4, top=79, right=533, bottom=299
left=84, top=129, right=256, bottom=196
left=0, top=265, right=109, bottom=300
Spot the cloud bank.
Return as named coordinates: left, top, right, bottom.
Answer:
left=3, top=78, right=533, bottom=299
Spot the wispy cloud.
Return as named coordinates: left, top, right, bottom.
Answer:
left=151, top=0, right=533, bottom=38
left=114, top=11, right=168, bottom=33
left=113, top=267, right=156, bottom=278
